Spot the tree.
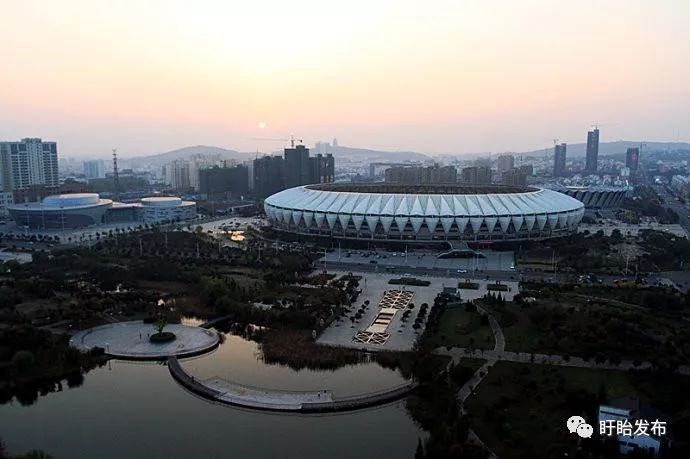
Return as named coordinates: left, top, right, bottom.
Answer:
left=155, top=315, right=167, bottom=335
left=414, top=438, right=425, bottom=459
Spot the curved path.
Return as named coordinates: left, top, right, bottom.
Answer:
left=440, top=302, right=690, bottom=459
left=70, top=321, right=220, bottom=360
left=168, top=356, right=417, bottom=413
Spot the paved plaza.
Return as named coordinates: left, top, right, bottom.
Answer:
left=318, top=270, right=519, bottom=352
left=70, top=321, right=219, bottom=359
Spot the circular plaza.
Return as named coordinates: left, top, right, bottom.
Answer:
left=70, top=321, right=220, bottom=360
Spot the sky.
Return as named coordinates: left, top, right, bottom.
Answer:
left=1, top=0, right=689, bottom=158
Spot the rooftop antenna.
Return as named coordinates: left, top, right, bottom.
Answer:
left=112, top=148, right=120, bottom=201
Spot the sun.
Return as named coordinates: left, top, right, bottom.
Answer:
left=258, top=121, right=266, bottom=129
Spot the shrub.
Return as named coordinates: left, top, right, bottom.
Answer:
left=150, top=331, right=176, bottom=343
left=458, top=282, right=480, bottom=290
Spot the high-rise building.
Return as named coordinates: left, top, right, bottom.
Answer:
left=385, top=164, right=456, bottom=184
left=428, top=165, right=457, bottom=183
left=311, top=153, right=335, bottom=184
left=162, top=160, right=192, bottom=191
left=283, top=145, right=311, bottom=189
left=243, top=160, right=255, bottom=190
left=519, top=164, right=534, bottom=177
left=554, top=143, right=567, bottom=177
left=501, top=168, right=527, bottom=187
left=161, top=156, right=221, bottom=191
left=626, top=147, right=640, bottom=171
left=0, top=138, right=58, bottom=191
left=199, top=165, right=249, bottom=199
left=460, top=166, right=492, bottom=185
left=254, top=155, right=285, bottom=199
left=496, top=154, right=515, bottom=174
left=83, top=159, right=106, bottom=179
left=254, top=146, right=335, bottom=199
left=585, top=128, right=600, bottom=173
left=0, top=191, right=14, bottom=217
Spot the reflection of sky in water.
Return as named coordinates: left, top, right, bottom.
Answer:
left=181, top=333, right=407, bottom=397
left=0, top=360, right=419, bottom=459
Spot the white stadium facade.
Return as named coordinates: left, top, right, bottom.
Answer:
left=265, top=183, right=585, bottom=243
left=548, top=185, right=632, bottom=209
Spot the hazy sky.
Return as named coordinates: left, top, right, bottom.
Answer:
left=1, top=0, right=689, bottom=157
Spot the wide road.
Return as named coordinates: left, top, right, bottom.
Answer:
left=318, top=259, right=640, bottom=287
left=654, top=184, right=690, bottom=235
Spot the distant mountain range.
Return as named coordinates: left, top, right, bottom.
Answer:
left=518, top=141, right=690, bottom=158
left=123, top=145, right=254, bottom=169
left=320, top=145, right=429, bottom=162
left=122, top=144, right=430, bottom=169
left=121, top=140, right=690, bottom=169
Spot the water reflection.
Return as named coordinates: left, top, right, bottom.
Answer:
left=181, top=328, right=408, bottom=396
left=0, top=360, right=421, bottom=459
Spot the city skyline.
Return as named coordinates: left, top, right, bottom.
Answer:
left=1, top=1, right=689, bottom=157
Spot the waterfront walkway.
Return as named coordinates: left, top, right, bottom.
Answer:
left=168, top=356, right=416, bottom=413
left=70, top=321, right=220, bottom=360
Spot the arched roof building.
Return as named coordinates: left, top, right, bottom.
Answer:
left=265, top=183, right=584, bottom=242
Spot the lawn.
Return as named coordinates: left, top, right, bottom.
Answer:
left=483, top=292, right=690, bottom=365
left=466, top=362, right=644, bottom=458
left=424, top=306, right=495, bottom=350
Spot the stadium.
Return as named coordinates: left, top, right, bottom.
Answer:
left=548, top=185, right=632, bottom=209
left=265, top=183, right=585, bottom=243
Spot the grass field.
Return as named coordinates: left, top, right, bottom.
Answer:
left=482, top=292, right=687, bottom=364
left=466, top=362, right=644, bottom=458
left=425, top=306, right=494, bottom=350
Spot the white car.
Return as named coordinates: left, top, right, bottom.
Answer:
left=457, top=269, right=468, bottom=273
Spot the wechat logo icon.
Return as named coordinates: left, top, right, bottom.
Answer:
left=567, top=415, right=593, bottom=439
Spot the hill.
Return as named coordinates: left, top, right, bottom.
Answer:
left=520, top=141, right=690, bottom=158
left=125, top=146, right=254, bottom=169
left=325, top=145, right=429, bottom=162
left=123, top=143, right=429, bottom=169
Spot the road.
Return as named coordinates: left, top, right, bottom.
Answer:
left=653, top=184, right=690, bottom=236
left=319, top=259, right=642, bottom=288
left=320, top=259, right=520, bottom=281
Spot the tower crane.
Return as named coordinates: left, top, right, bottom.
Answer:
left=251, top=134, right=303, bottom=148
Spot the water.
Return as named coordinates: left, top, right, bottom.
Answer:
left=0, top=334, right=422, bottom=459
left=182, top=333, right=408, bottom=396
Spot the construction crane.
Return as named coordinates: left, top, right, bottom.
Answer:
left=591, top=123, right=613, bottom=130
left=112, top=148, right=120, bottom=201
left=251, top=134, right=303, bottom=148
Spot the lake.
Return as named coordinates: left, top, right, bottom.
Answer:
left=0, top=330, right=423, bottom=458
